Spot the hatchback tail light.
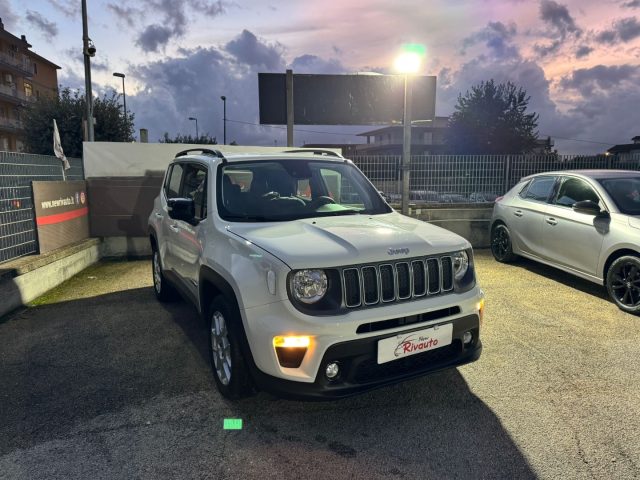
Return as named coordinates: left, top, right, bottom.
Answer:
left=495, top=196, right=504, bottom=203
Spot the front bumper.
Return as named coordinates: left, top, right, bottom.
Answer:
left=242, top=286, right=482, bottom=382
left=251, top=314, right=481, bottom=400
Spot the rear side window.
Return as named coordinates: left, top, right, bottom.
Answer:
left=180, top=164, right=207, bottom=220
left=522, top=177, right=556, bottom=202
left=165, top=164, right=184, bottom=199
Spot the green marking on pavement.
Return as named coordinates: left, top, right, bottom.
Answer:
left=223, top=418, right=243, bottom=430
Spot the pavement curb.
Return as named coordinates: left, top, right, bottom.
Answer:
left=0, top=238, right=102, bottom=319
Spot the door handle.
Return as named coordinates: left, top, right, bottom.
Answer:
left=514, top=210, right=523, bottom=217
left=545, top=217, right=557, bottom=226
left=155, top=212, right=163, bottom=219
left=169, top=224, right=180, bottom=232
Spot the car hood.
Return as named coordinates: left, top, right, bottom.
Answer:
left=629, top=216, right=640, bottom=230
left=226, top=212, right=469, bottom=269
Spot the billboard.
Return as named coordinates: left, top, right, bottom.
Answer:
left=259, top=73, right=436, bottom=125
left=32, top=180, right=89, bottom=253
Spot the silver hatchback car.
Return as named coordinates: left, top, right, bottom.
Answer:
left=490, top=170, right=640, bottom=314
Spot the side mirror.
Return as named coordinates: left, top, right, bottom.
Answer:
left=572, top=200, right=601, bottom=215
left=167, top=198, right=196, bottom=223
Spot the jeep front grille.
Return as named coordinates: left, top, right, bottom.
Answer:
left=341, top=256, right=455, bottom=309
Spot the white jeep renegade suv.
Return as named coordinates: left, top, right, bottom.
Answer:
left=148, top=148, right=484, bottom=400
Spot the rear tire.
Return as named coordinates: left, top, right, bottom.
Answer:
left=207, top=295, right=254, bottom=399
left=491, top=224, right=517, bottom=263
left=606, top=256, right=640, bottom=315
left=152, top=249, right=177, bottom=302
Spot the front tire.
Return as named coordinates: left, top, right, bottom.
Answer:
left=152, top=249, right=177, bottom=302
left=491, top=224, right=517, bottom=263
left=606, top=256, right=640, bottom=315
left=207, top=295, right=254, bottom=399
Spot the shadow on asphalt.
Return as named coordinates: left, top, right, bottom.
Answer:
left=505, top=256, right=609, bottom=300
left=0, top=286, right=536, bottom=478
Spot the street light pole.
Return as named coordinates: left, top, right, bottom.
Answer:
left=81, top=0, right=94, bottom=141
left=220, top=96, right=226, bottom=145
left=401, top=74, right=413, bottom=216
left=113, top=73, right=127, bottom=125
left=188, top=117, right=199, bottom=139
left=394, top=44, right=425, bottom=216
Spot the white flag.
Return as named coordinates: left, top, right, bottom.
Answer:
left=53, top=119, right=70, bottom=171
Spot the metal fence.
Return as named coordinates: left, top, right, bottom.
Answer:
left=0, top=152, right=83, bottom=264
left=352, top=153, right=640, bottom=204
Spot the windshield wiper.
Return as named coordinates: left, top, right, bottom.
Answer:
left=223, top=214, right=277, bottom=222
left=313, top=209, right=362, bottom=217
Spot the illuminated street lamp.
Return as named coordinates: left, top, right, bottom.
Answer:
left=395, top=44, right=425, bottom=215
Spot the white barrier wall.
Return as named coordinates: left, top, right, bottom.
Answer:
left=82, top=142, right=341, bottom=178
left=83, top=143, right=342, bottom=252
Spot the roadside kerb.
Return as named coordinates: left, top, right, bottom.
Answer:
left=0, top=238, right=101, bottom=318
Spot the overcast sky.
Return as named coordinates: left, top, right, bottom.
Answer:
left=4, top=0, right=640, bottom=153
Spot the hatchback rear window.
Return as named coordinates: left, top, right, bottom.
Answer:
left=522, top=177, right=556, bottom=202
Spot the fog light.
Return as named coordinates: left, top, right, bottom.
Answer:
left=273, top=336, right=310, bottom=368
left=477, top=297, right=485, bottom=326
left=325, top=362, right=340, bottom=380
left=273, top=336, right=310, bottom=348
left=463, top=331, right=473, bottom=345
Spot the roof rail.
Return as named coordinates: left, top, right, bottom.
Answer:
left=175, top=148, right=226, bottom=159
left=282, top=149, right=343, bottom=158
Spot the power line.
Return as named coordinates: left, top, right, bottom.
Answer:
left=539, top=134, right=613, bottom=146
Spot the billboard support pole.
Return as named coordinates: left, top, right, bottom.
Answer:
left=81, top=0, right=94, bottom=142
left=401, top=74, right=412, bottom=216
left=286, top=69, right=294, bottom=147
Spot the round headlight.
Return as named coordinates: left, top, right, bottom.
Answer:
left=452, top=250, right=469, bottom=280
left=291, top=270, right=328, bottom=304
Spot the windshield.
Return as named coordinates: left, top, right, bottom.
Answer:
left=217, top=159, right=392, bottom=222
left=598, top=176, right=640, bottom=215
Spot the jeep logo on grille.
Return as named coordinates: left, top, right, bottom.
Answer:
left=388, top=247, right=410, bottom=256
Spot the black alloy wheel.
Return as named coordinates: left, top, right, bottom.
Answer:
left=607, top=256, right=640, bottom=314
left=491, top=224, right=517, bottom=263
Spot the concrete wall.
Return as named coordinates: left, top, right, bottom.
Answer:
left=0, top=239, right=101, bottom=318
left=405, top=205, right=493, bottom=248
left=97, top=208, right=493, bottom=258
left=88, top=175, right=164, bottom=237
left=83, top=143, right=342, bottom=241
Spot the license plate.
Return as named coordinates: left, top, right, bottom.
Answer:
left=377, top=323, right=453, bottom=364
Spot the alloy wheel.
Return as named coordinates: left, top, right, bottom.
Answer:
left=211, top=311, right=232, bottom=385
left=153, top=252, right=162, bottom=293
left=492, top=226, right=510, bottom=260
left=610, top=262, right=640, bottom=308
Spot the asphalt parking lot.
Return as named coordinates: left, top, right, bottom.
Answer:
left=1, top=251, right=639, bottom=480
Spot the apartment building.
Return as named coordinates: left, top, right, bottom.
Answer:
left=355, top=117, right=450, bottom=155
left=0, top=18, right=60, bottom=152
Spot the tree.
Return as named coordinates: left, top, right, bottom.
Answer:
left=22, top=87, right=135, bottom=158
left=159, top=132, right=218, bottom=144
left=444, top=80, right=539, bottom=154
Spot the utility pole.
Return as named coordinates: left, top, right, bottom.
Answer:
left=81, top=0, right=94, bottom=141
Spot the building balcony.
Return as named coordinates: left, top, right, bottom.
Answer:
left=0, top=83, right=33, bottom=106
left=0, top=52, right=33, bottom=77
left=0, top=117, right=24, bottom=133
